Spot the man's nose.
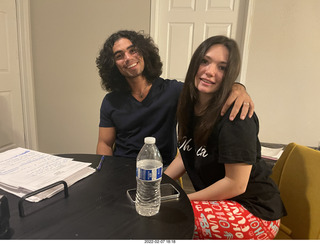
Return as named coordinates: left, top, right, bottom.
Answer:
left=124, top=51, right=132, bottom=62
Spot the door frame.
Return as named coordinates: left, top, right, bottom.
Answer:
left=15, top=0, right=38, bottom=150
left=150, top=0, right=255, bottom=85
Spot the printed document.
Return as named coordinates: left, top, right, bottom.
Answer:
left=261, top=146, right=284, bottom=160
left=0, top=147, right=95, bottom=202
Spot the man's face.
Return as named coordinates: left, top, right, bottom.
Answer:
left=112, top=38, right=145, bottom=80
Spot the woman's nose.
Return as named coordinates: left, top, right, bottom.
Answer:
left=205, top=64, right=217, bottom=77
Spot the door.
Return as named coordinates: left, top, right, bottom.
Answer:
left=0, top=0, right=25, bottom=152
left=150, top=0, right=249, bottom=82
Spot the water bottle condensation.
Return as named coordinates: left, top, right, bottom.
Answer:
left=135, top=137, right=163, bottom=216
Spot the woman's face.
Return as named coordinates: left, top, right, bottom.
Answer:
left=194, top=44, right=229, bottom=98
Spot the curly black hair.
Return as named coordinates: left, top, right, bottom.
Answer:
left=96, top=30, right=163, bottom=92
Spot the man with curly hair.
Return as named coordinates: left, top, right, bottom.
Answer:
left=96, top=30, right=254, bottom=166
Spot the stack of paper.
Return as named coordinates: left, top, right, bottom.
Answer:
left=261, top=146, right=284, bottom=160
left=0, top=147, right=95, bottom=202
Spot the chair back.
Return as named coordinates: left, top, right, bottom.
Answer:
left=271, top=142, right=320, bottom=239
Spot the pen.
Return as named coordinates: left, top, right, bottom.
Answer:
left=96, top=155, right=105, bottom=171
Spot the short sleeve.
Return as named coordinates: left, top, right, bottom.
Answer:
left=218, top=112, right=259, bottom=164
left=99, top=95, right=115, bottom=127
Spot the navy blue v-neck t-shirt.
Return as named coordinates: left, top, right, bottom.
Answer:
left=99, top=78, right=183, bottom=166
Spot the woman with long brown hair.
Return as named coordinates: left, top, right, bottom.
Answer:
left=165, top=36, right=286, bottom=240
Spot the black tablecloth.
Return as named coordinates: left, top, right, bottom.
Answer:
left=1, top=155, right=194, bottom=239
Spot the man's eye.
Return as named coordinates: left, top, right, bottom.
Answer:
left=130, top=48, right=138, bottom=54
left=114, top=53, right=123, bottom=60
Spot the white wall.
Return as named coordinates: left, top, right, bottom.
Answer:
left=245, top=0, right=320, bottom=147
left=30, top=0, right=150, bottom=154
left=30, top=0, right=320, bottom=154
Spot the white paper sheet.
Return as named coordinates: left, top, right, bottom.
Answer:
left=0, top=147, right=95, bottom=202
left=261, top=146, right=284, bottom=160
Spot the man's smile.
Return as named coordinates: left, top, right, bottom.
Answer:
left=127, top=62, right=138, bottom=69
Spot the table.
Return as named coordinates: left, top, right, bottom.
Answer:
left=1, top=155, right=194, bottom=239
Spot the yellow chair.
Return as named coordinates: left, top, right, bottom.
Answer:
left=178, top=176, right=184, bottom=189
left=271, top=142, right=320, bottom=239
left=176, top=150, right=184, bottom=188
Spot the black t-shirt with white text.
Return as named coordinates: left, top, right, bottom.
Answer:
left=179, top=107, right=286, bottom=220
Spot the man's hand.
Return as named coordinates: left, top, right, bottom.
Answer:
left=221, top=83, right=254, bottom=121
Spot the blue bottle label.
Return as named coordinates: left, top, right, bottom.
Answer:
left=136, top=167, right=163, bottom=181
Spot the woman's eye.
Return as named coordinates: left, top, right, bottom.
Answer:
left=201, top=59, right=209, bottom=64
left=219, top=66, right=226, bottom=71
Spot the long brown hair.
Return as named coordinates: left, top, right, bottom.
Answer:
left=177, top=36, right=241, bottom=146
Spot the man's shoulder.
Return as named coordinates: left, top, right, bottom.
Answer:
left=102, top=91, right=129, bottom=107
left=157, top=77, right=183, bottom=84
left=155, top=77, right=184, bottom=91
left=104, top=90, right=127, bottom=99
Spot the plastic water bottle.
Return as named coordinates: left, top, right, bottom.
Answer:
left=135, top=137, right=163, bottom=216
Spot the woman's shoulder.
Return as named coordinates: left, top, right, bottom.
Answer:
left=220, top=103, right=259, bottom=125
